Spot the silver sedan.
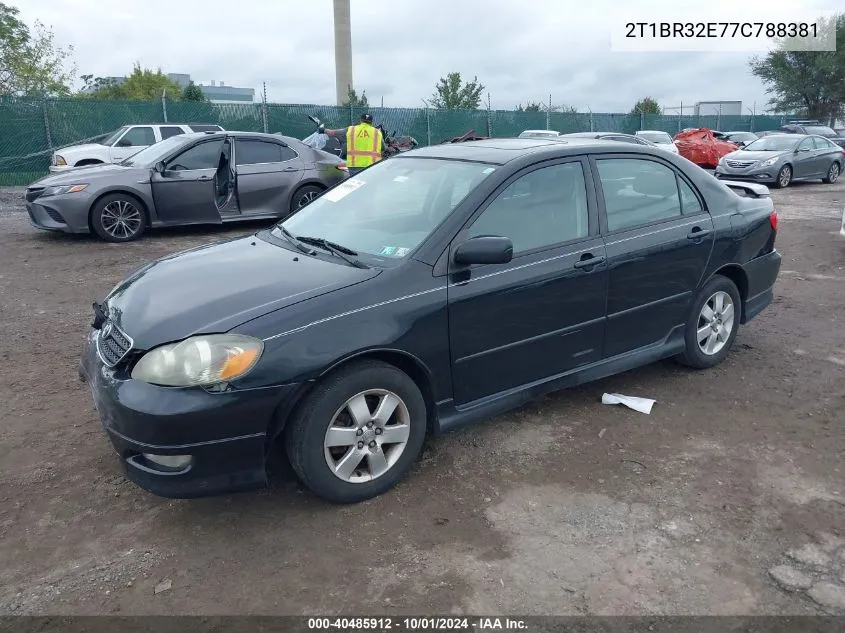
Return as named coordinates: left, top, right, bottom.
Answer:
left=714, top=133, right=843, bottom=188
left=24, top=131, right=350, bottom=242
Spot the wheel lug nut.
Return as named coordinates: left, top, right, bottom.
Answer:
left=357, top=441, right=364, bottom=449
left=369, top=440, right=376, bottom=448
left=367, top=421, right=373, bottom=428
left=356, top=428, right=363, bottom=436
left=375, top=428, right=383, bottom=435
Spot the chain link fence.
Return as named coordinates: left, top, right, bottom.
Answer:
left=0, top=96, right=796, bottom=185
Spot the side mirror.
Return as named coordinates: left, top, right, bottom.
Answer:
left=153, top=161, right=165, bottom=173
left=117, top=139, right=132, bottom=147
left=453, top=236, right=513, bottom=266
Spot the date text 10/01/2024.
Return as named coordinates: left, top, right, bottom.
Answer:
left=625, top=22, right=819, bottom=38
left=307, top=617, right=528, bottom=630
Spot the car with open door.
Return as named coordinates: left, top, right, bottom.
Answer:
left=79, top=137, right=782, bottom=503
left=24, top=131, right=349, bottom=242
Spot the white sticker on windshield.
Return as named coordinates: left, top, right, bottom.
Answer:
left=395, top=247, right=410, bottom=257
left=482, top=167, right=495, bottom=174
left=393, top=175, right=409, bottom=182
left=322, top=178, right=365, bottom=202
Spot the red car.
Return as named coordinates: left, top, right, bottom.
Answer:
left=673, top=128, right=739, bottom=168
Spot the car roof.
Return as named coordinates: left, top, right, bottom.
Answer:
left=400, top=137, right=659, bottom=165
left=178, top=130, right=296, bottom=142
left=636, top=130, right=670, bottom=134
left=520, top=130, right=560, bottom=134
left=124, top=122, right=223, bottom=127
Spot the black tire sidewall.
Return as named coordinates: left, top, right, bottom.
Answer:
left=286, top=362, right=427, bottom=503
left=776, top=165, right=791, bottom=188
left=288, top=185, right=324, bottom=216
left=682, top=275, right=742, bottom=369
left=90, top=194, right=146, bottom=242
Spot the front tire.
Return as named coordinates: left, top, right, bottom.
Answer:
left=676, top=275, right=741, bottom=369
left=823, top=161, right=840, bottom=184
left=90, top=193, right=147, bottom=242
left=285, top=360, right=427, bottom=503
left=774, top=164, right=792, bottom=188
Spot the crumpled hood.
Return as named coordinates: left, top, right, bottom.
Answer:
left=35, top=163, right=144, bottom=186
left=104, top=235, right=380, bottom=350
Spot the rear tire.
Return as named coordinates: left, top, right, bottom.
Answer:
left=285, top=360, right=427, bottom=503
left=676, top=275, right=741, bottom=370
left=774, top=164, right=792, bottom=188
left=287, top=185, right=324, bottom=218
left=90, top=193, right=147, bottom=243
left=823, top=161, right=840, bottom=184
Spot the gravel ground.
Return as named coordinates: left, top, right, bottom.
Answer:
left=0, top=181, right=844, bottom=616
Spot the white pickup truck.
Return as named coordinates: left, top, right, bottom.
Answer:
left=49, top=123, right=224, bottom=173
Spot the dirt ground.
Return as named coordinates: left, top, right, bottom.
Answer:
left=0, top=181, right=844, bottom=617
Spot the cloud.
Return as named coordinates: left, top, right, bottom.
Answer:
left=13, top=0, right=832, bottom=112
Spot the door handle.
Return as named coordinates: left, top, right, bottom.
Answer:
left=574, top=254, right=606, bottom=270
left=198, top=175, right=211, bottom=181
left=687, top=228, right=712, bottom=240
left=282, top=167, right=298, bottom=172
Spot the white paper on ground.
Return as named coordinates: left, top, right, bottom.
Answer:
left=601, top=392, right=656, bottom=415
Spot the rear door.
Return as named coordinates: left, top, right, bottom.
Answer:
left=109, top=126, right=157, bottom=163
left=810, top=136, right=836, bottom=176
left=593, top=154, right=715, bottom=358
left=233, top=137, right=305, bottom=216
left=150, top=137, right=227, bottom=224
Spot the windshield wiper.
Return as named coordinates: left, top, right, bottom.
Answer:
left=278, top=227, right=316, bottom=255
left=296, top=236, right=370, bottom=268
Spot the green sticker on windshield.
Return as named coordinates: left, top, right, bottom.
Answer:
left=379, top=246, right=397, bottom=256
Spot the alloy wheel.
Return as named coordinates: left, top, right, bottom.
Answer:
left=323, top=389, right=411, bottom=483
left=829, top=163, right=840, bottom=183
left=696, top=291, right=735, bottom=356
left=778, top=165, right=792, bottom=188
left=298, top=191, right=318, bottom=208
left=101, top=200, right=142, bottom=239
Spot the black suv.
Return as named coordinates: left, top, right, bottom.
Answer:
left=780, top=120, right=845, bottom=148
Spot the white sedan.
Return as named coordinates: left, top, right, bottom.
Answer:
left=635, top=130, right=680, bottom=155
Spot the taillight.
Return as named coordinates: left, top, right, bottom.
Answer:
left=769, top=209, right=778, bottom=232
left=336, top=162, right=348, bottom=171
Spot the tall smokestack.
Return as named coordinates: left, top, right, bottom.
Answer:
left=333, top=0, right=353, bottom=106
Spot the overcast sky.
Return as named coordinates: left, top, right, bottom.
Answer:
left=14, top=0, right=834, bottom=113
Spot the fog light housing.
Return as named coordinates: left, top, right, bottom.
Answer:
left=142, top=453, right=192, bottom=469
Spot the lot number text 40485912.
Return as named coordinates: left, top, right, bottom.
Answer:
left=307, top=617, right=528, bottom=630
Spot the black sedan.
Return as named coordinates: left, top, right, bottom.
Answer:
left=79, top=138, right=782, bottom=503
left=25, top=131, right=349, bottom=243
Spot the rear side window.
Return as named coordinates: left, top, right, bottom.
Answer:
left=678, top=178, right=703, bottom=214
left=235, top=139, right=297, bottom=165
left=596, top=158, right=683, bottom=232
left=189, top=124, right=223, bottom=133
left=160, top=126, right=186, bottom=140
left=811, top=137, right=833, bottom=150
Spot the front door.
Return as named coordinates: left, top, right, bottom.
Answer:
left=592, top=155, right=715, bottom=358
left=447, top=158, right=608, bottom=406
left=233, top=137, right=305, bottom=216
left=109, top=126, right=157, bottom=163
left=793, top=137, right=817, bottom=179
left=151, top=137, right=228, bottom=225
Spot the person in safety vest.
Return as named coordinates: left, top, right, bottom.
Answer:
left=321, top=113, right=384, bottom=174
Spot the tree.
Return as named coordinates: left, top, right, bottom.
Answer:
left=430, top=72, right=485, bottom=109
left=84, top=64, right=184, bottom=100
left=631, top=97, right=661, bottom=115
left=0, top=2, right=75, bottom=96
left=181, top=80, right=207, bottom=102
left=749, top=14, right=845, bottom=122
left=342, top=87, right=368, bottom=108
left=516, top=101, right=578, bottom=114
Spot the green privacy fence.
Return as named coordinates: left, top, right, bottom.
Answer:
left=0, top=97, right=796, bottom=186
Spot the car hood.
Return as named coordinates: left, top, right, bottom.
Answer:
left=104, top=235, right=380, bottom=350
left=723, top=150, right=787, bottom=162
left=56, top=143, right=107, bottom=157
left=33, top=163, right=147, bottom=186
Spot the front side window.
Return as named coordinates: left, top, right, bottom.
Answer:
left=797, top=137, right=814, bottom=151
left=117, top=127, right=155, bottom=147
left=596, top=158, right=682, bottom=232
left=160, top=126, right=186, bottom=140
left=277, top=157, right=496, bottom=260
left=166, top=139, right=225, bottom=171
left=468, top=162, right=589, bottom=254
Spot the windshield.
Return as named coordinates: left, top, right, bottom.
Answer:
left=99, top=127, right=128, bottom=146
left=727, top=132, right=757, bottom=142
left=637, top=131, right=673, bottom=144
left=804, top=125, right=836, bottom=137
left=743, top=136, right=799, bottom=151
left=119, top=135, right=190, bottom=167
left=275, top=157, right=497, bottom=262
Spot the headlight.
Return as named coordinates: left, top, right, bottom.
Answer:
left=41, top=183, right=88, bottom=196
left=131, top=334, right=264, bottom=387
left=55, top=155, right=67, bottom=166
left=760, top=157, right=779, bottom=167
